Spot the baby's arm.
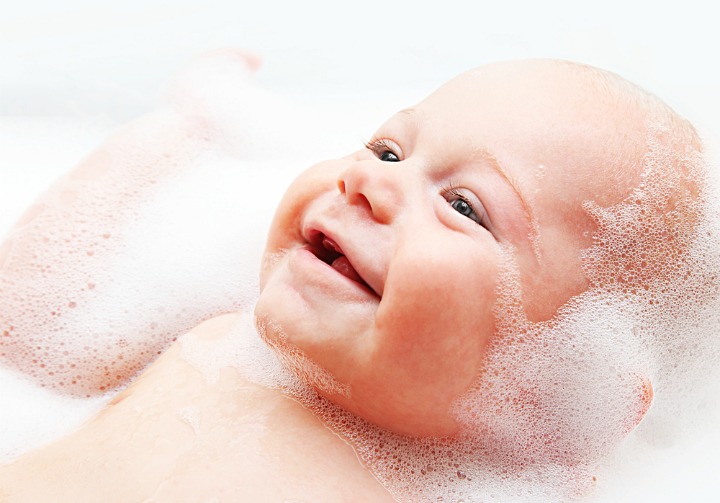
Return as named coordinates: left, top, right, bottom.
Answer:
left=0, top=50, right=266, bottom=396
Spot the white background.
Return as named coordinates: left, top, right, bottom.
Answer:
left=0, top=0, right=717, bottom=120
left=1, top=0, right=719, bottom=228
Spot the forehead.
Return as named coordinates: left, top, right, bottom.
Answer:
left=407, top=61, right=647, bottom=209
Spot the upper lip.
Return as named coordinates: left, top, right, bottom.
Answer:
left=302, top=225, right=381, bottom=298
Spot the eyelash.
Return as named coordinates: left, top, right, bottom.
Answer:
left=364, top=137, right=400, bottom=160
left=363, top=138, right=487, bottom=229
left=441, top=181, right=488, bottom=228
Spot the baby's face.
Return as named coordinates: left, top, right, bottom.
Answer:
left=255, top=61, right=645, bottom=436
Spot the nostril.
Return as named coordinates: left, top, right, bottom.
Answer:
left=354, top=192, right=376, bottom=218
left=338, top=165, right=391, bottom=223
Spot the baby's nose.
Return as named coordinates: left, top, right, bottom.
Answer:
left=337, top=160, right=405, bottom=223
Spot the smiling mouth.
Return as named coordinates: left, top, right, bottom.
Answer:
left=309, top=233, right=371, bottom=290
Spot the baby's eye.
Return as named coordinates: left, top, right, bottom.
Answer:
left=443, top=186, right=488, bottom=228
left=380, top=150, right=400, bottom=162
left=364, top=137, right=402, bottom=163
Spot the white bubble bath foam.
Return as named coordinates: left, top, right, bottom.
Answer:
left=2, top=54, right=720, bottom=502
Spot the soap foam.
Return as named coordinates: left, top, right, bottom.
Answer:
left=0, top=122, right=276, bottom=395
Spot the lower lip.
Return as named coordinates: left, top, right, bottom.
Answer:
left=290, top=247, right=378, bottom=298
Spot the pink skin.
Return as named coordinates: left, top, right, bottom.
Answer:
left=255, top=60, right=647, bottom=437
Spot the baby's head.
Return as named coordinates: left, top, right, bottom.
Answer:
left=255, top=59, right=706, bottom=453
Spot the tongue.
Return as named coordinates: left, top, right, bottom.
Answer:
left=331, top=256, right=365, bottom=284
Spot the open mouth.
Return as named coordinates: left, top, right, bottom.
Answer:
left=309, top=232, right=371, bottom=290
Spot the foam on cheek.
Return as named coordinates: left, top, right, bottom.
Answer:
left=226, top=307, right=614, bottom=501
left=455, top=283, right=651, bottom=466
left=446, top=119, right=720, bottom=498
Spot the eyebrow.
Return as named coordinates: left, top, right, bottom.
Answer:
left=393, top=108, right=534, bottom=225
left=478, top=149, right=534, bottom=226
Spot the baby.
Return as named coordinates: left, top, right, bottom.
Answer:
left=0, top=57, right=716, bottom=502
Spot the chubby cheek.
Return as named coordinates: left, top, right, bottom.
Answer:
left=376, top=257, right=497, bottom=401
left=264, top=160, right=342, bottom=244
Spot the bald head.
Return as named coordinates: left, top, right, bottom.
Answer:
left=547, top=60, right=706, bottom=290
left=423, top=59, right=705, bottom=312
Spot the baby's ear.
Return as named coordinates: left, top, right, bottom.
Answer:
left=626, top=376, right=653, bottom=433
